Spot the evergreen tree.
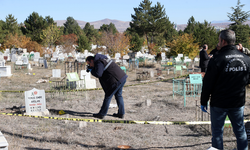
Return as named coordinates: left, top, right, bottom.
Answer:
left=227, top=0, right=250, bottom=25
left=22, top=12, right=54, bottom=44
left=228, top=0, right=250, bottom=48
left=230, top=24, right=250, bottom=48
left=126, top=30, right=144, bottom=52
left=77, top=33, right=91, bottom=52
left=0, top=20, right=7, bottom=47
left=130, top=0, right=174, bottom=53
left=83, top=22, right=99, bottom=44
left=163, top=21, right=178, bottom=44
left=184, top=16, right=196, bottom=34
left=184, top=16, right=218, bottom=49
left=99, top=23, right=118, bottom=34
left=63, top=17, right=82, bottom=36
left=4, top=14, right=21, bottom=35
left=193, top=20, right=218, bottom=49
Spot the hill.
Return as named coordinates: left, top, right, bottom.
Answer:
left=177, top=21, right=250, bottom=31
left=56, top=18, right=130, bottom=32
left=55, top=19, right=250, bottom=32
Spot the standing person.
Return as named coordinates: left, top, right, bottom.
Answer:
left=199, top=44, right=211, bottom=72
left=200, top=29, right=249, bottom=150
left=86, top=54, right=127, bottom=119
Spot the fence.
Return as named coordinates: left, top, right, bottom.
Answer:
left=172, top=74, right=202, bottom=107
left=64, top=61, right=86, bottom=75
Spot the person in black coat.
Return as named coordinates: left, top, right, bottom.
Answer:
left=86, top=54, right=127, bottom=119
left=199, top=44, right=211, bottom=72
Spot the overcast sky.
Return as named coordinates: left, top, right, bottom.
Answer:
left=1, top=0, right=250, bottom=24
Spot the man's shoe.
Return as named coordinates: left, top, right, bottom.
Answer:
left=93, top=113, right=104, bottom=119
left=113, top=113, right=124, bottom=119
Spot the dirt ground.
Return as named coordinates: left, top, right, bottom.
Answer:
left=0, top=61, right=249, bottom=150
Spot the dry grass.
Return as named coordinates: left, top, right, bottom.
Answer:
left=0, top=62, right=244, bottom=149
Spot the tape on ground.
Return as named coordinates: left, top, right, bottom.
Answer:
left=0, top=112, right=247, bottom=125
left=0, top=74, right=188, bottom=93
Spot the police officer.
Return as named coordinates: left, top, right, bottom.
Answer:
left=201, top=29, right=250, bottom=150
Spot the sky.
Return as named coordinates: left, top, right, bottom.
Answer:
left=1, top=0, right=250, bottom=25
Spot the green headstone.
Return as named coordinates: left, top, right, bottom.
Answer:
left=189, top=74, right=202, bottom=84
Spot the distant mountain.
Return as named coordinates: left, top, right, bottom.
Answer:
left=55, top=19, right=250, bottom=32
left=55, top=18, right=130, bottom=32
left=177, top=20, right=250, bottom=31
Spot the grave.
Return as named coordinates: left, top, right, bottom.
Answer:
left=0, top=131, right=8, bottom=150
left=11, top=54, right=17, bottom=63
left=52, top=69, right=61, bottom=78
left=33, top=52, right=40, bottom=62
left=115, top=53, right=121, bottom=63
left=23, top=48, right=27, bottom=53
left=173, top=74, right=202, bottom=107
left=24, top=88, right=49, bottom=116
left=0, top=65, right=12, bottom=77
left=77, top=70, right=96, bottom=89
left=66, top=72, right=79, bottom=89
left=0, top=60, right=5, bottom=67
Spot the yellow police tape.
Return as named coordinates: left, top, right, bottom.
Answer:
left=1, top=112, right=248, bottom=125
left=0, top=74, right=189, bottom=93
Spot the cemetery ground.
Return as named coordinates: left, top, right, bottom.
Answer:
left=0, top=61, right=250, bottom=150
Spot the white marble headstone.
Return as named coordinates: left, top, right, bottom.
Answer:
left=25, top=88, right=47, bottom=115
left=11, top=54, right=17, bottom=62
left=80, top=70, right=91, bottom=80
left=115, top=53, right=121, bottom=59
left=22, top=56, right=29, bottom=64
left=52, top=69, right=61, bottom=78
left=15, top=60, right=23, bottom=65
left=0, top=60, right=5, bottom=67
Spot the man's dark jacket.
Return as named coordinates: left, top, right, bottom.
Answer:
left=209, top=48, right=219, bottom=56
left=90, top=54, right=127, bottom=96
left=201, top=45, right=250, bottom=108
left=199, top=49, right=210, bottom=69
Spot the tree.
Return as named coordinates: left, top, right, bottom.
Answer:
left=40, top=24, right=62, bottom=47
left=77, top=33, right=91, bottom=52
left=99, top=23, right=118, bottom=34
left=130, top=0, right=174, bottom=53
left=0, top=20, right=7, bottom=49
left=25, top=41, right=43, bottom=54
left=184, top=16, right=218, bottom=49
left=4, top=14, right=21, bottom=35
left=83, top=22, right=99, bottom=44
left=63, top=17, right=82, bottom=36
left=99, top=31, right=115, bottom=55
left=22, top=12, right=55, bottom=44
left=193, top=21, right=218, bottom=49
left=228, top=0, right=250, bottom=48
left=57, top=34, right=78, bottom=53
left=166, top=33, right=199, bottom=59
left=227, top=0, right=250, bottom=25
left=230, top=24, right=250, bottom=48
left=3, top=33, right=31, bottom=49
left=127, top=31, right=144, bottom=52
left=112, top=33, right=131, bottom=56
left=184, top=16, right=196, bottom=34
left=163, top=22, right=178, bottom=44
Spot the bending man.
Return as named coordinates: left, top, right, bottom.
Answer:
left=86, top=54, right=127, bottom=119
